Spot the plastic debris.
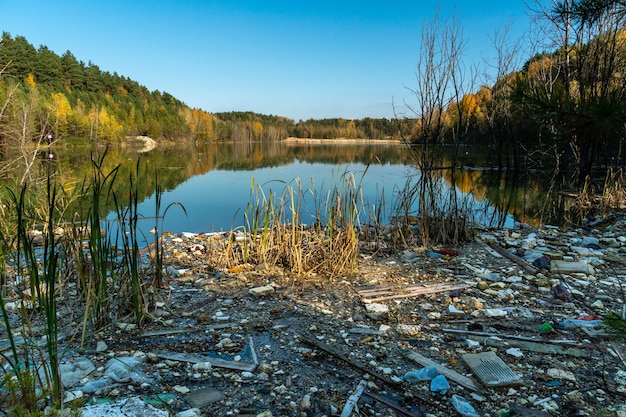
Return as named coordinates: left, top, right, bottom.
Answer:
left=437, top=247, right=459, bottom=256
left=400, top=365, right=438, bottom=382
left=558, top=318, right=603, bottom=329
left=430, top=374, right=450, bottom=396
left=450, top=394, right=480, bottom=417
left=532, top=256, right=550, bottom=269
left=552, top=283, right=573, bottom=302
left=539, top=322, right=554, bottom=333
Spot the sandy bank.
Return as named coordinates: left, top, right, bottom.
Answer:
left=282, top=136, right=402, bottom=145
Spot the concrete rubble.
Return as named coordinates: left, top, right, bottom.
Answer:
left=4, top=216, right=626, bottom=416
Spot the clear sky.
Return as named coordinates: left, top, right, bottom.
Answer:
left=1, top=0, right=532, bottom=121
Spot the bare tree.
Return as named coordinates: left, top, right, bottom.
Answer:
left=394, top=12, right=474, bottom=246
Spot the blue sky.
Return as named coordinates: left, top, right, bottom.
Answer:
left=1, top=1, right=531, bottom=121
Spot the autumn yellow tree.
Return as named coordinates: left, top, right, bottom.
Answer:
left=49, top=92, right=72, bottom=136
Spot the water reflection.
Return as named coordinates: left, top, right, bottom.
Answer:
left=0, top=140, right=556, bottom=233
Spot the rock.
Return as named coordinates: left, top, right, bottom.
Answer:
left=448, top=304, right=465, bottom=316
left=82, top=397, right=168, bottom=417
left=615, top=370, right=626, bottom=386
left=173, top=385, right=191, bottom=394
left=483, top=308, right=508, bottom=317
left=396, top=324, right=421, bottom=337
left=365, top=303, right=389, bottom=319
left=249, top=285, right=275, bottom=296
left=176, top=409, right=202, bottom=417
left=185, top=387, right=225, bottom=408
left=547, top=368, right=577, bottom=382
left=506, top=347, right=524, bottom=358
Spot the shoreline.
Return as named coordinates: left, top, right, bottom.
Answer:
left=282, top=136, right=402, bottom=145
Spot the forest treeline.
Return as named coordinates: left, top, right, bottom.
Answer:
left=1, top=0, right=626, bottom=189
left=0, top=33, right=401, bottom=144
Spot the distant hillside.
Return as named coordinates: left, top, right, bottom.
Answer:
left=0, top=33, right=402, bottom=144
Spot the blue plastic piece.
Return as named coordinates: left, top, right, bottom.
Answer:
left=430, top=374, right=450, bottom=396
left=400, top=365, right=438, bottom=382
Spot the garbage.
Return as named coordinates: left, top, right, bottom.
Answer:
left=437, top=247, right=459, bottom=256
left=450, top=394, right=480, bottom=417
left=400, top=365, right=438, bottom=382
left=430, top=374, right=450, bottom=396
left=532, top=256, right=550, bottom=269
left=558, top=318, right=604, bottom=329
left=552, top=283, right=573, bottom=302
left=539, top=322, right=554, bottom=333
left=462, top=351, right=522, bottom=387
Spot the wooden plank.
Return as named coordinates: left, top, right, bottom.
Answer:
left=299, top=335, right=399, bottom=387
left=362, top=283, right=471, bottom=302
left=486, top=242, right=538, bottom=275
left=340, top=379, right=367, bottom=417
left=363, top=391, right=423, bottom=417
left=404, top=350, right=483, bottom=393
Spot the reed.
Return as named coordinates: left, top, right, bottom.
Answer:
left=113, top=159, right=144, bottom=323
left=152, top=181, right=187, bottom=287
left=0, top=150, right=173, bottom=415
left=0, top=178, right=64, bottom=414
left=243, top=169, right=364, bottom=280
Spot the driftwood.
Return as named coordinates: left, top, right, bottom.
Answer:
left=340, top=379, right=367, bottom=417
left=358, top=282, right=471, bottom=303
left=485, top=242, right=538, bottom=275
left=362, top=391, right=423, bottom=417
left=299, top=335, right=399, bottom=387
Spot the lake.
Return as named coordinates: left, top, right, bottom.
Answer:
left=2, top=140, right=552, bottom=237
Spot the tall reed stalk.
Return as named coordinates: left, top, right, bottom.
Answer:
left=114, top=159, right=143, bottom=323
left=83, top=151, right=119, bottom=329
left=0, top=178, right=64, bottom=413
left=243, top=169, right=364, bottom=280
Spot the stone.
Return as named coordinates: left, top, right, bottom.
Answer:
left=396, top=324, right=421, bottom=337
left=82, top=397, right=168, bottom=417
left=448, top=304, right=465, bottom=316
left=185, top=387, right=224, bottom=408
left=506, top=347, right=524, bottom=358
left=249, top=285, right=275, bottom=296
left=547, top=368, right=577, bottom=382
left=365, top=303, right=389, bottom=319
left=176, top=409, right=202, bottom=417
left=173, top=385, right=191, bottom=394
left=483, top=308, right=508, bottom=317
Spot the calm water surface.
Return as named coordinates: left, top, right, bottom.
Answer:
left=135, top=161, right=424, bottom=234
left=3, top=140, right=544, bottom=236
left=119, top=141, right=522, bottom=235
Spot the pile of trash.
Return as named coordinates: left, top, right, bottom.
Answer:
left=9, top=215, right=626, bottom=416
